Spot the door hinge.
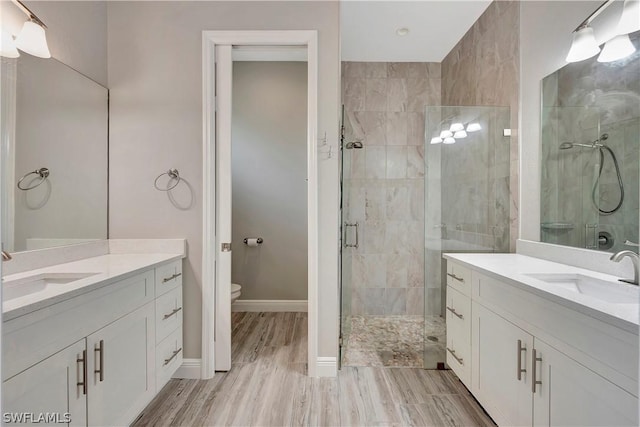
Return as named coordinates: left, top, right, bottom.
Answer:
left=339, top=335, right=343, bottom=347
left=221, top=242, right=231, bottom=252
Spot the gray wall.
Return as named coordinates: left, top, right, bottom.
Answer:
left=107, top=1, right=340, bottom=360
left=231, top=61, right=308, bottom=301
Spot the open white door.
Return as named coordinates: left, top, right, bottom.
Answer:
left=214, top=44, right=232, bottom=371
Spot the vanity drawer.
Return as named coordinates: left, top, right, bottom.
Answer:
left=156, top=286, right=183, bottom=343
left=446, top=286, right=471, bottom=387
left=156, top=328, right=183, bottom=390
left=446, top=261, right=471, bottom=297
left=155, top=260, right=182, bottom=297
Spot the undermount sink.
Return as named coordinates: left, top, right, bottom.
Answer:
left=3, top=272, right=99, bottom=301
left=523, top=273, right=638, bottom=304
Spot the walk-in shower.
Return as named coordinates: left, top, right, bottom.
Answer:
left=339, top=105, right=511, bottom=369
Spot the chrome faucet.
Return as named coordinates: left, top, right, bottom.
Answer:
left=610, top=250, right=639, bottom=285
left=2, top=250, right=12, bottom=261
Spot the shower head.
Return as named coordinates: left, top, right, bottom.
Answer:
left=559, top=142, right=575, bottom=150
left=559, top=134, right=608, bottom=151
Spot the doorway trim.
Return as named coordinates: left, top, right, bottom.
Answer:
left=201, top=30, right=318, bottom=379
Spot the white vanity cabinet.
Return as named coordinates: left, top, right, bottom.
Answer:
left=3, top=258, right=183, bottom=426
left=532, top=338, right=638, bottom=427
left=471, top=302, right=533, bottom=427
left=3, top=339, right=87, bottom=426
left=445, top=258, right=639, bottom=427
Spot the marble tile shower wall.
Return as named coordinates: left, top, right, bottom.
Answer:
left=440, top=0, right=520, bottom=251
left=342, top=61, right=441, bottom=316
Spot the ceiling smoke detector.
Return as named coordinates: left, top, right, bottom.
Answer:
left=396, top=27, right=410, bottom=37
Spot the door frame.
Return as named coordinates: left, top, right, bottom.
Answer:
left=201, top=30, right=319, bottom=379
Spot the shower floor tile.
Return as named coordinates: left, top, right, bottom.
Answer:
left=342, top=315, right=445, bottom=368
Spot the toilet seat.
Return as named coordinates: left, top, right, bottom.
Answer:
left=231, top=283, right=242, bottom=303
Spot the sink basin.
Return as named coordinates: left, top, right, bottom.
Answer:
left=3, top=272, right=98, bottom=301
left=523, top=273, right=638, bottom=304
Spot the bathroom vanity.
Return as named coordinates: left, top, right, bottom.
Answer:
left=444, top=253, right=638, bottom=427
left=2, top=242, right=185, bottom=426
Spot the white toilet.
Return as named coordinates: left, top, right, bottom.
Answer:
left=231, top=283, right=242, bottom=304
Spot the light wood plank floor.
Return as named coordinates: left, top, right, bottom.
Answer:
left=134, top=312, right=495, bottom=427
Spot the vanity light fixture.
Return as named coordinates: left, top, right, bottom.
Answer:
left=430, top=137, right=443, bottom=144
left=4, top=0, right=51, bottom=59
left=0, top=31, right=20, bottom=58
left=566, top=25, right=601, bottom=63
left=567, top=0, right=639, bottom=63
left=443, top=137, right=456, bottom=144
left=449, top=123, right=465, bottom=132
left=598, top=33, right=636, bottom=62
left=466, top=123, right=482, bottom=132
left=440, top=130, right=453, bottom=138
left=617, top=0, right=640, bottom=35
left=453, top=130, right=468, bottom=139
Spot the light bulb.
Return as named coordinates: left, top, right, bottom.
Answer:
left=454, top=130, right=468, bottom=139
left=15, top=20, right=51, bottom=58
left=449, top=123, right=464, bottom=132
left=430, top=137, right=443, bottom=144
left=440, top=130, right=453, bottom=138
left=598, top=34, right=636, bottom=62
left=466, top=123, right=481, bottom=132
left=443, top=137, right=456, bottom=144
left=565, top=26, right=600, bottom=63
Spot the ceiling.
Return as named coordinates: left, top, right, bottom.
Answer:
left=341, top=0, right=492, bottom=62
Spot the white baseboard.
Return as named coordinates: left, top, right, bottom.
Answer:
left=316, top=357, right=337, bottom=377
left=232, top=299, right=308, bottom=312
left=173, top=358, right=201, bottom=379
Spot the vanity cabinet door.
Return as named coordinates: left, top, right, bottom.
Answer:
left=532, top=338, right=638, bottom=427
left=3, top=339, right=87, bottom=426
left=472, top=302, right=533, bottom=427
left=86, top=302, right=155, bottom=427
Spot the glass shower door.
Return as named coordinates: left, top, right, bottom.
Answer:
left=338, top=107, right=352, bottom=367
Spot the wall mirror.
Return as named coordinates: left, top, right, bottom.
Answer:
left=0, top=55, right=108, bottom=252
left=540, top=32, right=639, bottom=253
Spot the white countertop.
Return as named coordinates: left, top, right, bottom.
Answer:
left=3, top=253, right=182, bottom=320
left=443, top=253, right=639, bottom=332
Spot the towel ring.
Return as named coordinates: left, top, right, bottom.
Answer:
left=17, top=168, right=50, bottom=191
left=154, top=168, right=181, bottom=191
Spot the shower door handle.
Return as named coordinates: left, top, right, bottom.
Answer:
left=344, top=222, right=359, bottom=249
left=585, top=224, right=598, bottom=249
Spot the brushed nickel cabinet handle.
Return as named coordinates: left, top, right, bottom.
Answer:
left=532, top=348, right=542, bottom=393
left=94, top=340, right=104, bottom=382
left=163, top=307, right=183, bottom=320
left=517, top=339, right=526, bottom=381
left=447, top=272, right=465, bottom=283
left=446, top=347, right=463, bottom=365
left=164, top=348, right=183, bottom=366
left=446, top=306, right=463, bottom=319
left=162, top=272, right=182, bottom=283
left=77, top=349, right=87, bottom=395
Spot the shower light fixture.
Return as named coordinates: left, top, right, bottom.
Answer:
left=449, top=123, right=465, bottom=132
left=2, top=0, right=50, bottom=59
left=430, top=137, right=443, bottom=144
left=443, top=137, right=456, bottom=144
left=440, top=130, right=453, bottom=139
left=454, top=130, right=468, bottom=139
left=466, top=123, right=482, bottom=132
left=598, top=34, right=636, bottom=62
